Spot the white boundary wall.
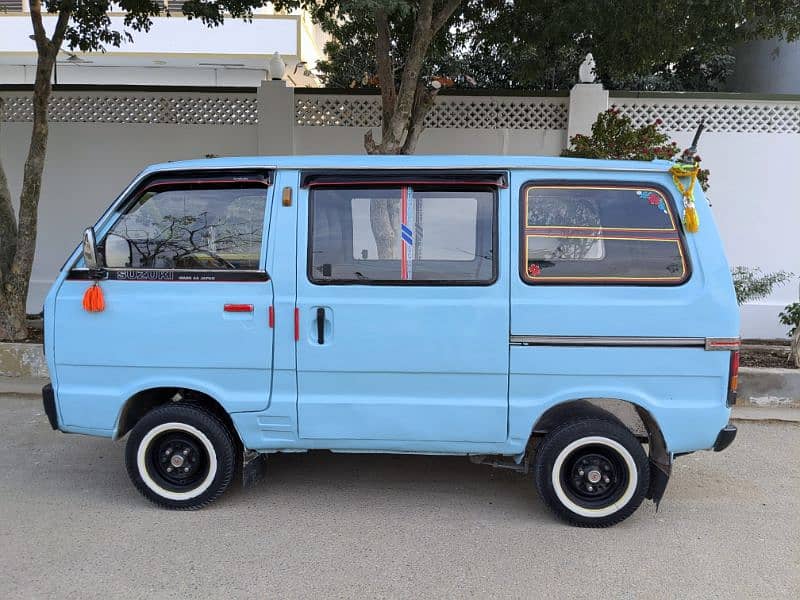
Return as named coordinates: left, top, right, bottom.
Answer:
left=1, top=83, right=798, bottom=337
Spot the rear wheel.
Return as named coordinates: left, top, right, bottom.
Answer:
left=125, top=403, right=236, bottom=510
left=533, top=418, right=649, bottom=527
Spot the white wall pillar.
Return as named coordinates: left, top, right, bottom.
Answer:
left=257, top=79, right=295, bottom=155
left=567, top=83, right=609, bottom=140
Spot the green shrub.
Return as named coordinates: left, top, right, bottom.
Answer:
left=779, top=303, right=800, bottom=337
left=731, top=267, right=794, bottom=306
left=561, top=109, right=710, bottom=190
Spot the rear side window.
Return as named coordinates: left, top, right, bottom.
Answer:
left=521, top=184, right=689, bottom=284
left=309, top=186, right=496, bottom=284
left=104, top=186, right=267, bottom=270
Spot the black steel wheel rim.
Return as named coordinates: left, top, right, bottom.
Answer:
left=559, top=443, right=629, bottom=509
left=146, top=431, right=210, bottom=492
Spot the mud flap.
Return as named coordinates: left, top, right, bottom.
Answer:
left=647, top=459, right=671, bottom=508
left=635, top=406, right=672, bottom=509
left=242, top=450, right=268, bottom=489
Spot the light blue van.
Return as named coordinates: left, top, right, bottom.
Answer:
left=42, top=155, right=740, bottom=526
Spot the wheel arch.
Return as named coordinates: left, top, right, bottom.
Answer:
left=530, top=397, right=671, bottom=503
left=113, top=386, right=243, bottom=452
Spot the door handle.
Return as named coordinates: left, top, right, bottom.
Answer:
left=224, top=304, right=254, bottom=313
left=316, top=307, right=325, bottom=344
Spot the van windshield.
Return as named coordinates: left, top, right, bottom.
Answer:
left=105, top=187, right=267, bottom=270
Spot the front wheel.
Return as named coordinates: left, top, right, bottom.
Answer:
left=533, top=418, right=649, bottom=527
left=125, top=403, right=237, bottom=510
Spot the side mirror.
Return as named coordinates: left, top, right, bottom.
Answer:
left=82, top=227, right=101, bottom=270
left=104, top=233, right=133, bottom=268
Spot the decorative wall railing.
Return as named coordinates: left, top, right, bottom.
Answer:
left=611, top=97, right=800, bottom=134
left=0, top=93, right=259, bottom=125
left=294, top=93, right=570, bottom=130
left=2, top=88, right=799, bottom=135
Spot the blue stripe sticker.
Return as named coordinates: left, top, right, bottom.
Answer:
left=401, top=224, right=413, bottom=245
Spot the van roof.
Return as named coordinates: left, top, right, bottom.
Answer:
left=142, top=155, right=675, bottom=175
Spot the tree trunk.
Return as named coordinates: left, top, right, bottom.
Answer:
left=363, top=0, right=462, bottom=156
left=360, top=1, right=461, bottom=257
left=0, top=3, right=64, bottom=340
left=791, top=326, right=800, bottom=369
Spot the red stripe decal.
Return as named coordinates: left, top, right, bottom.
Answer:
left=268, top=305, right=275, bottom=328
left=306, top=179, right=503, bottom=188
left=294, top=307, right=300, bottom=341
left=141, top=178, right=270, bottom=193
left=401, top=186, right=408, bottom=280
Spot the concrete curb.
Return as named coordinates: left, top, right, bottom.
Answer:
left=731, top=406, right=800, bottom=423
left=738, top=367, right=800, bottom=408
left=0, top=342, right=48, bottom=379
left=0, top=376, right=48, bottom=396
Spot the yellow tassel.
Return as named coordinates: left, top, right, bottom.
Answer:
left=82, top=282, right=105, bottom=313
left=670, top=163, right=701, bottom=233
left=683, top=204, right=699, bottom=233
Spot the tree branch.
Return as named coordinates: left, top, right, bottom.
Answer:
left=374, top=7, right=396, bottom=140
left=28, top=0, right=48, bottom=51
left=51, top=4, right=73, bottom=51
left=432, top=0, right=463, bottom=34
left=401, top=83, right=437, bottom=154
left=386, top=0, right=434, bottom=146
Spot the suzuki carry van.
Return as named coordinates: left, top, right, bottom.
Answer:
left=42, top=155, right=740, bottom=527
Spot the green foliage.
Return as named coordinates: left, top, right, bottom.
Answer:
left=731, top=267, right=795, bottom=306
left=561, top=109, right=710, bottom=190
left=506, top=0, right=799, bottom=90
left=296, top=0, right=800, bottom=92
left=779, top=303, right=800, bottom=337
left=273, top=1, right=491, bottom=89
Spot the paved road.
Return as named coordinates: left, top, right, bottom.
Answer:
left=1, top=394, right=798, bottom=600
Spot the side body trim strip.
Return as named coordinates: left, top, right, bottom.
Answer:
left=510, top=335, right=706, bottom=348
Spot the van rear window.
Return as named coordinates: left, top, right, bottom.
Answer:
left=521, top=185, right=689, bottom=285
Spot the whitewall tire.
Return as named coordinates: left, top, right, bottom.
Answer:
left=125, top=404, right=236, bottom=510
left=533, top=418, right=649, bottom=527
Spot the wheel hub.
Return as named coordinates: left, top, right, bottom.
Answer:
left=564, top=449, right=625, bottom=505
left=149, top=434, right=207, bottom=488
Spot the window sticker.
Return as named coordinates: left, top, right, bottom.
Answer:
left=636, top=190, right=669, bottom=216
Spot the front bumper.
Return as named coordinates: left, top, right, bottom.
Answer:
left=42, top=384, right=58, bottom=430
left=713, top=424, right=737, bottom=452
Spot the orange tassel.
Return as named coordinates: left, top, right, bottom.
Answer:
left=82, top=282, right=105, bottom=313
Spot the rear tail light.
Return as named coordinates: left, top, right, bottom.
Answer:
left=727, top=350, right=740, bottom=407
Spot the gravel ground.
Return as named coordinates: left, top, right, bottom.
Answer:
left=0, top=394, right=798, bottom=600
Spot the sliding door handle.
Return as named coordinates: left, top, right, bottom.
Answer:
left=316, top=307, right=325, bottom=344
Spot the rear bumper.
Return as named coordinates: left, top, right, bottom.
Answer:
left=42, top=384, right=58, bottom=430
left=713, top=424, right=737, bottom=452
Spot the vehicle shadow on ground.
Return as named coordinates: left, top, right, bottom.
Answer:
left=224, top=450, right=548, bottom=518
left=33, top=430, right=546, bottom=518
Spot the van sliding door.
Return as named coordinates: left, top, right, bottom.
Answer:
left=295, top=173, right=510, bottom=445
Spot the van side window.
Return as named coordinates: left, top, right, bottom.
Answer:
left=309, top=186, right=496, bottom=284
left=521, top=185, right=689, bottom=284
left=104, top=186, right=267, bottom=270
